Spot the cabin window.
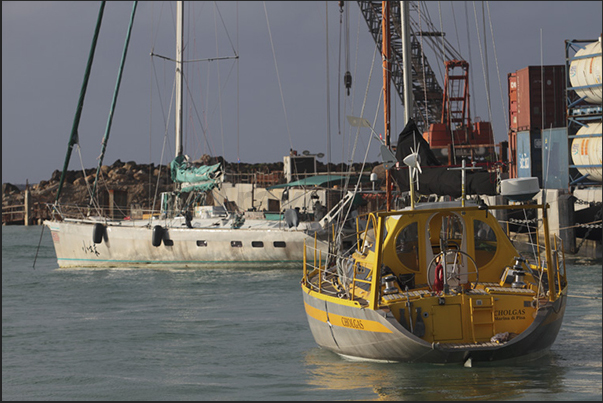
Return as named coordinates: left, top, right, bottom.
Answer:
left=395, top=222, right=419, bottom=271
left=273, top=241, right=286, bottom=248
left=196, top=240, right=207, bottom=247
left=473, top=219, right=497, bottom=266
left=231, top=241, right=243, bottom=248
left=163, top=239, right=174, bottom=246
left=440, top=214, right=464, bottom=248
left=427, top=212, right=466, bottom=252
left=252, top=241, right=264, bottom=248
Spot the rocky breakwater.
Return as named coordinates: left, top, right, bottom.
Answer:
left=2, top=160, right=174, bottom=223
left=3, top=156, right=385, bottom=224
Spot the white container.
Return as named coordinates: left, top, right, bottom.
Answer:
left=569, top=38, right=602, bottom=104
left=571, top=122, right=602, bottom=182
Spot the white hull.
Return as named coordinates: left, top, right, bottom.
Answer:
left=44, top=218, right=329, bottom=269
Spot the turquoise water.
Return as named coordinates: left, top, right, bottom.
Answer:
left=2, top=225, right=601, bottom=400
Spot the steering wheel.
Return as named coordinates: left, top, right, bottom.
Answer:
left=427, top=249, right=479, bottom=291
left=445, top=240, right=460, bottom=250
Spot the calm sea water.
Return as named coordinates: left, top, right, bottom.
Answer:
left=2, top=225, right=602, bottom=401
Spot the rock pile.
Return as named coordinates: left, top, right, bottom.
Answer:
left=3, top=157, right=384, bottom=222
left=2, top=159, right=175, bottom=216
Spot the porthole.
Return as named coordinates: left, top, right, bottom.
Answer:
left=231, top=241, right=243, bottom=248
left=273, top=241, right=286, bottom=248
left=163, top=239, right=174, bottom=246
left=196, top=240, right=207, bottom=247
left=252, top=241, right=264, bottom=248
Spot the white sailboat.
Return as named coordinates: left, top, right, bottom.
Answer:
left=44, top=1, right=341, bottom=269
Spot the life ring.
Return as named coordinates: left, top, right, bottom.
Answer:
left=433, top=262, right=444, bottom=292
left=93, top=223, right=105, bottom=244
left=152, top=225, right=164, bottom=247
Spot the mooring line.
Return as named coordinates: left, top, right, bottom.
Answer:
left=32, top=225, right=45, bottom=270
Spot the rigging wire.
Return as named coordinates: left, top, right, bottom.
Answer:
left=236, top=2, right=240, bottom=168
left=147, top=2, right=175, bottom=214
left=337, top=2, right=343, bottom=143
left=541, top=29, right=554, bottom=192
left=326, top=2, right=332, bottom=177
left=485, top=1, right=509, bottom=134
left=149, top=56, right=177, bottom=218
left=418, top=2, right=430, bottom=126
left=340, top=3, right=362, bottom=184
left=472, top=1, right=493, bottom=125
left=148, top=2, right=156, bottom=208
left=336, top=45, right=381, bottom=241
left=263, top=1, right=294, bottom=153
left=481, top=1, right=492, bottom=124
left=436, top=1, right=457, bottom=164
left=341, top=1, right=352, bottom=190
left=346, top=6, right=362, bottom=166
left=464, top=2, right=477, bottom=123
left=213, top=2, right=226, bottom=163
left=449, top=1, right=463, bottom=59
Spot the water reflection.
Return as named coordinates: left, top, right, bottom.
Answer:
left=303, top=348, right=567, bottom=400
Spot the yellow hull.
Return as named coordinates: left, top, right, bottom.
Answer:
left=301, top=199, right=569, bottom=364
left=302, top=282, right=567, bottom=364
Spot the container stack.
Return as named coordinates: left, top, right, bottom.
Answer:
left=507, top=65, right=566, bottom=186
left=566, top=36, right=602, bottom=186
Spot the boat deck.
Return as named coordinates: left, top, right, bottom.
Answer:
left=309, top=275, right=537, bottom=305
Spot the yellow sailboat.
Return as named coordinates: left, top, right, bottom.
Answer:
left=301, top=185, right=568, bottom=365
left=300, top=1, right=567, bottom=366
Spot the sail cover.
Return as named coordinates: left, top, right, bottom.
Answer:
left=170, top=155, right=222, bottom=192
left=391, top=119, right=501, bottom=197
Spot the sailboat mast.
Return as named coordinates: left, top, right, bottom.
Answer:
left=175, top=1, right=184, bottom=158
left=55, top=2, right=105, bottom=203
left=401, top=1, right=415, bottom=209
left=382, top=1, right=391, bottom=211
left=401, top=1, right=413, bottom=124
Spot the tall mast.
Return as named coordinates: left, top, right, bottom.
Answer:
left=401, top=1, right=416, bottom=209
left=175, top=1, right=184, bottom=158
left=382, top=1, right=391, bottom=211
left=401, top=1, right=413, bottom=125
left=55, top=2, right=105, bottom=203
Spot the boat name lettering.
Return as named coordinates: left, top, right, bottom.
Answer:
left=494, top=308, right=526, bottom=320
left=494, top=309, right=525, bottom=316
left=341, top=317, right=365, bottom=330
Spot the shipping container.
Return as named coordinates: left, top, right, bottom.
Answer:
left=516, top=129, right=542, bottom=185
left=508, top=73, right=518, bottom=131
left=508, top=66, right=566, bottom=132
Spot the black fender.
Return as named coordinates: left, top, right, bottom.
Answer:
left=93, top=223, right=105, bottom=244
left=152, top=225, right=164, bottom=247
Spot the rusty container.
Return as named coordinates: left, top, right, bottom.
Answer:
left=509, top=65, right=567, bottom=132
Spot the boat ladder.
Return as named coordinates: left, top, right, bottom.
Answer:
left=469, top=296, right=495, bottom=343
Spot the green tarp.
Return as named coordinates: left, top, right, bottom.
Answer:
left=170, top=155, right=221, bottom=192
